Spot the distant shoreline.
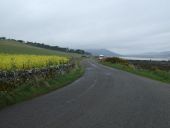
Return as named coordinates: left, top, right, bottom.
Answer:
left=120, top=56, right=170, bottom=61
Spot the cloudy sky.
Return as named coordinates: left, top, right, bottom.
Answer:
left=0, top=0, right=170, bottom=54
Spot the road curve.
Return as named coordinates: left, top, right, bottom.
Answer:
left=0, top=59, right=170, bottom=128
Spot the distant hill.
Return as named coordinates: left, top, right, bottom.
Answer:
left=85, top=49, right=120, bottom=57
left=0, top=40, right=68, bottom=55
left=127, top=51, right=170, bottom=58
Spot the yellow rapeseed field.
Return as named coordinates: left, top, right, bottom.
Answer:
left=0, top=54, right=69, bottom=70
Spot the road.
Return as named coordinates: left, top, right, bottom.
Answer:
left=0, top=60, right=170, bottom=128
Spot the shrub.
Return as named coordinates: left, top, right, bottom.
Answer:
left=104, top=57, right=129, bottom=66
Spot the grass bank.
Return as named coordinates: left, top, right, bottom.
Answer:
left=0, top=65, right=84, bottom=110
left=102, top=62, right=170, bottom=84
left=0, top=40, right=69, bottom=56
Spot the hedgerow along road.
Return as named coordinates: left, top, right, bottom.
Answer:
left=0, top=59, right=170, bottom=128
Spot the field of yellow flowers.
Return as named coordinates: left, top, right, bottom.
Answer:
left=0, top=54, right=69, bottom=70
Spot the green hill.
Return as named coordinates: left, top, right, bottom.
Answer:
left=0, top=40, right=68, bottom=55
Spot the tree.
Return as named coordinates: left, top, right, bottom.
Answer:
left=0, top=37, right=6, bottom=40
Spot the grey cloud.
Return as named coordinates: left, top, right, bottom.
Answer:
left=0, top=0, right=170, bottom=54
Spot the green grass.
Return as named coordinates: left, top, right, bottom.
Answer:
left=0, top=66, right=84, bottom=109
left=0, top=40, right=70, bottom=56
left=102, top=62, right=170, bottom=84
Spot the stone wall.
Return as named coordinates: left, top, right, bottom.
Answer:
left=0, top=63, right=75, bottom=91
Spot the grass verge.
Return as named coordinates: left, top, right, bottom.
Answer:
left=0, top=65, right=84, bottom=110
left=102, top=62, right=170, bottom=84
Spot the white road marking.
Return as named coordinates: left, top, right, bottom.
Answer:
left=65, top=79, right=97, bottom=104
left=78, top=79, right=97, bottom=97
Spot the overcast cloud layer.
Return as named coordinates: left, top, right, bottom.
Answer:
left=0, top=0, right=170, bottom=54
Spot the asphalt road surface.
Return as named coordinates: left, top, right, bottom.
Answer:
left=0, top=60, right=170, bottom=128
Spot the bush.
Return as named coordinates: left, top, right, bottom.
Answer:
left=104, top=57, right=129, bottom=66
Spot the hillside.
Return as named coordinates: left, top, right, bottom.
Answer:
left=0, top=40, right=67, bottom=55
left=85, top=49, right=120, bottom=57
